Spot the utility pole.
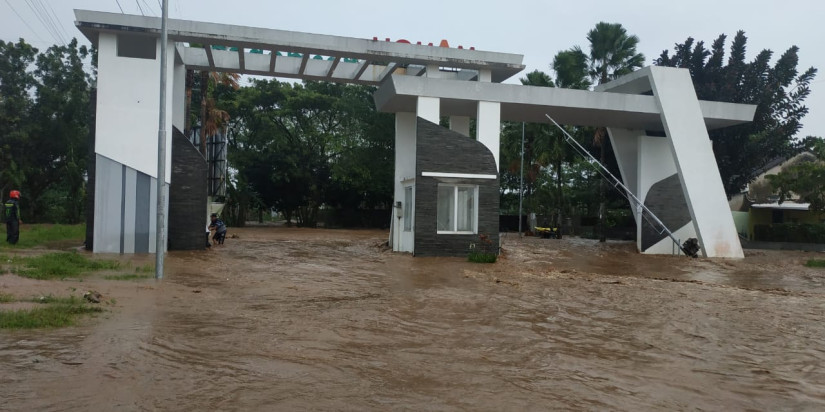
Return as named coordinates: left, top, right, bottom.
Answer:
left=155, top=0, right=169, bottom=279
left=518, top=122, right=525, bottom=235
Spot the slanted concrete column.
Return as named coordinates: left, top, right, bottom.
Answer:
left=647, top=67, right=743, bottom=258
left=476, top=101, right=501, bottom=169
left=449, top=116, right=470, bottom=137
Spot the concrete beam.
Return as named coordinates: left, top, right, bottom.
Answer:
left=75, top=9, right=525, bottom=82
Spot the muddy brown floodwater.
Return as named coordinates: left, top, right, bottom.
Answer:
left=2, top=227, right=825, bottom=410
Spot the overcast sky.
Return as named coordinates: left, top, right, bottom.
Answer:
left=2, top=0, right=823, bottom=138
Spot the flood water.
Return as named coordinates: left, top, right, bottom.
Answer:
left=2, top=227, right=824, bottom=410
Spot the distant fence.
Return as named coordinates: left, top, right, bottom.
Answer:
left=319, top=209, right=391, bottom=229
left=499, top=214, right=635, bottom=240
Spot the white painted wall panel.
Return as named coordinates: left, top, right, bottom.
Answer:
left=95, top=33, right=174, bottom=183
left=394, top=112, right=416, bottom=253
left=122, top=167, right=137, bottom=253
left=93, top=155, right=123, bottom=253
left=476, top=101, right=500, bottom=169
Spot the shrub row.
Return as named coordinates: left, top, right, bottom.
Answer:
left=753, top=223, right=825, bottom=243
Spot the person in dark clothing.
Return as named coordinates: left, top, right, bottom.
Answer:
left=208, top=213, right=227, bottom=245
left=4, top=190, right=22, bottom=245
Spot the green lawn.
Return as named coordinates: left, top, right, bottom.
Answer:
left=5, top=252, right=120, bottom=280
left=0, top=295, right=103, bottom=329
left=0, top=224, right=85, bottom=249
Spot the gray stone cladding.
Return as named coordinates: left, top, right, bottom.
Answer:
left=168, top=127, right=208, bottom=250
left=641, top=173, right=692, bottom=251
left=413, top=117, right=499, bottom=256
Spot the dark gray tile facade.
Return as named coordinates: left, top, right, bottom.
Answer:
left=413, top=117, right=500, bottom=257
left=641, top=173, right=692, bottom=251
left=168, top=127, right=208, bottom=250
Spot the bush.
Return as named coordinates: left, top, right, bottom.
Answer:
left=468, top=234, right=497, bottom=263
left=753, top=223, right=825, bottom=243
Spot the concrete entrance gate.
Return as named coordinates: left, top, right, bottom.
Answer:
left=75, top=10, right=755, bottom=258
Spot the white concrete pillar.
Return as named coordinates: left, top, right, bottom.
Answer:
left=478, top=69, right=491, bottom=82
left=449, top=116, right=470, bottom=137
left=476, top=101, right=501, bottom=169
left=648, top=67, right=743, bottom=258
left=393, top=112, right=416, bottom=253
left=172, top=59, right=186, bottom=131
left=426, top=64, right=441, bottom=78
left=417, top=96, right=440, bottom=124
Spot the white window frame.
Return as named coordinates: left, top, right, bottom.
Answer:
left=436, top=184, right=478, bottom=235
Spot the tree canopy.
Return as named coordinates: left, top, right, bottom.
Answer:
left=0, top=38, right=93, bottom=223
left=655, top=31, right=818, bottom=195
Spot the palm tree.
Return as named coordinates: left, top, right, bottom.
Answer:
left=586, top=22, right=644, bottom=241
left=550, top=48, right=592, bottom=233
left=198, top=71, right=240, bottom=155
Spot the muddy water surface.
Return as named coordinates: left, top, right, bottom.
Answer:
left=2, top=228, right=824, bottom=410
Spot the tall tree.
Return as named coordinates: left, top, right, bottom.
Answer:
left=221, top=79, right=393, bottom=227
left=585, top=22, right=645, bottom=241
left=0, top=38, right=93, bottom=223
left=655, top=31, right=818, bottom=195
left=768, top=137, right=825, bottom=212
left=0, top=39, right=38, bottom=198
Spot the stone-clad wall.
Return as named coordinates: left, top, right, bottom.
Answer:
left=641, top=173, right=691, bottom=252
left=168, top=127, right=208, bottom=250
left=413, top=117, right=499, bottom=256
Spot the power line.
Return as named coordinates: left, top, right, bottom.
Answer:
left=135, top=0, right=144, bottom=16
left=38, top=0, right=71, bottom=44
left=141, top=0, right=157, bottom=16
left=22, top=0, right=64, bottom=45
left=3, top=0, right=47, bottom=44
left=29, top=0, right=65, bottom=44
left=114, top=0, right=124, bottom=13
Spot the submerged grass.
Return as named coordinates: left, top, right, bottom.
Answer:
left=104, top=273, right=152, bottom=281
left=13, top=252, right=120, bottom=280
left=0, top=224, right=85, bottom=249
left=0, top=295, right=103, bottom=329
left=0, top=293, right=14, bottom=303
left=468, top=251, right=497, bottom=263
left=806, top=259, right=825, bottom=268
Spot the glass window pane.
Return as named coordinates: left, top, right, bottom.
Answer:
left=457, top=187, right=474, bottom=232
left=437, top=186, right=454, bottom=231
left=403, top=186, right=412, bottom=231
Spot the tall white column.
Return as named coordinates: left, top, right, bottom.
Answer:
left=449, top=116, right=470, bottom=137
left=393, top=112, right=416, bottom=253
left=648, top=67, right=743, bottom=258
left=476, top=101, right=501, bottom=169
left=417, top=96, right=440, bottom=124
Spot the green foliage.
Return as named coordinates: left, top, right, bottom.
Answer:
left=753, top=223, right=825, bottom=243
left=0, top=293, right=14, bottom=303
left=500, top=22, right=642, bottom=227
left=468, top=234, right=497, bottom=263
left=767, top=138, right=825, bottom=211
left=0, top=38, right=94, bottom=223
left=655, top=31, right=818, bottom=195
left=13, top=252, right=120, bottom=280
left=219, top=80, right=393, bottom=227
left=0, top=295, right=103, bottom=329
left=0, top=223, right=85, bottom=249
left=806, top=259, right=825, bottom=268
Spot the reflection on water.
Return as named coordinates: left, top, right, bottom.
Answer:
left=1, top=228, right=824, bottom=410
